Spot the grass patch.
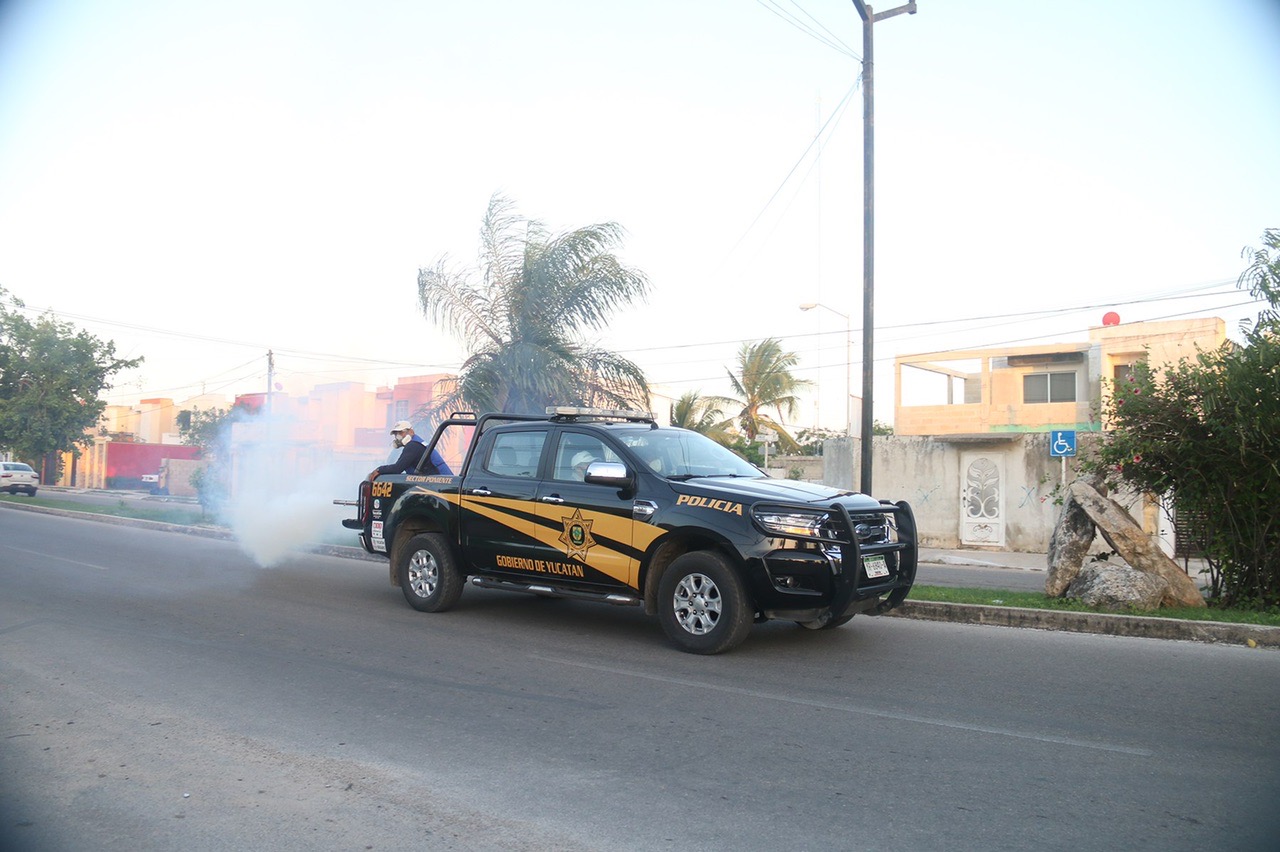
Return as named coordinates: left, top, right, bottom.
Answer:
left=0, top=493, right=208, bottom=526
left=909, top=584, right=1280, bottom=627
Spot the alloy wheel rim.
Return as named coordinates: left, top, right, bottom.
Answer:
left=408, top=549, right=439, bottom=597
left=672, top=572, right=722, bottom=635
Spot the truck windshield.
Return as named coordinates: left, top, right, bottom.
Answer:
left=621, top=429, right=764, bottom=480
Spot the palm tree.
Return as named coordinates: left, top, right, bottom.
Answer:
left=716, top=338, right=812, bottom=450
left=417, top=194, right=651, bottom=415
left=669, top=391, right=733, bottom=443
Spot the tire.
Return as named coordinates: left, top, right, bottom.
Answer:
left=396, top=533, right=463, bottom=613
left=657, top=551, right=753, bottom=655
left=796, top=613, right=855, bottom=631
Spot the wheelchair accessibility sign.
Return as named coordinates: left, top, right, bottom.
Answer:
left=1049, top=430, right=1077, bottom=457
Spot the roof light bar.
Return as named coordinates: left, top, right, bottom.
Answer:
left=546, top=406, right=655, bottom=421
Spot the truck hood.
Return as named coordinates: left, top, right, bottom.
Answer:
left=674, top=476, right=884, bottom=511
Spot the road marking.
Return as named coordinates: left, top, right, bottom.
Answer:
left=534, top=655, right=1153, bottom=756
left=6, top=546, right=109, bottom=571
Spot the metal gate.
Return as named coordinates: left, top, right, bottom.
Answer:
left=960, top=451, right=1005, bottom=546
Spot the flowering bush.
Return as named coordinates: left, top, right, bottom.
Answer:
left=1088, top=230, right=1280, bottom=608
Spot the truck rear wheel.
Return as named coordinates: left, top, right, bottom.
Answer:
left=657, top=551, right=752, bottom=655
left=397, top=533, right=463, bottom=613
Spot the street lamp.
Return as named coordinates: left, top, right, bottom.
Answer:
left=799, top=302, right=852, bottom=438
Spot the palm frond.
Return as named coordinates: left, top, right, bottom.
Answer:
left=718, top=338, right=812, bottom=439
left=417, top=194, right=652, bottom=415
left=417, top=260, right=503, bottom=350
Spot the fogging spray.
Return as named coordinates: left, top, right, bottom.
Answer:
left=206, top=405, right=375, bottom=567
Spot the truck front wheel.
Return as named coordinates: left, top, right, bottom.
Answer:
left=397, top=533, right=463, bottom=613
left=657, top=551, right=752, bottom=655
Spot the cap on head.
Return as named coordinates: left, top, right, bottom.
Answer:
left=571, top=451, right=595, bottom=467
left=391, top=420, right=413, bottom=433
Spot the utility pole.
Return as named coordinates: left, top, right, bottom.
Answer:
left=266, top=349, right=275, bottom=420
left=850, top=0, right=916, bottom=495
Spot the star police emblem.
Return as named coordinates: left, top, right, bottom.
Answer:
left=559, top=507, right=596, bottom=562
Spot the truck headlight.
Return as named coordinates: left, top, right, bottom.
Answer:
left=753, top=509, right=827, bottom=539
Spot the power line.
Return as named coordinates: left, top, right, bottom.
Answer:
left=754, top=0, right=859, bottom=58
left=18, top=277, right=1257, bottom=405
left=786, top=0, right=857, bottom=54
left=638, top=291, right=1261, bottom=390
left=613, top=280, right=1246, bottom=360
left=10, top=302, right=455, bottom=371
left=729, top=80, right=861, bottom=254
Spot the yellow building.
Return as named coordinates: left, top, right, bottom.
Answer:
left=893, top=317, right=1227, bottom=437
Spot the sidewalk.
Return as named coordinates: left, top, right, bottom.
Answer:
left=919, top=547, right=1047, bottom=572
left=921, top=544, right=1210, bottom=580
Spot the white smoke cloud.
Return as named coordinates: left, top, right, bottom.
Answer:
left=224, top=466, right=353, bottom=568
left=204, top=405, right=381, bottom=567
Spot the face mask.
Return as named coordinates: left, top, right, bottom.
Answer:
left=392, top=433, right=405, bottom=448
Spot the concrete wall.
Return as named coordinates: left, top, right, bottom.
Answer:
left=822, top=433, right=1099, bottom=552
left=161, top=458, right=205, bottom=497
left=768, top=454, right=824, bottom=482
left=76, top=439, right=203, bottom=490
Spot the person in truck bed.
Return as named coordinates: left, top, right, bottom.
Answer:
left=367, top=420, right=451, bottom=480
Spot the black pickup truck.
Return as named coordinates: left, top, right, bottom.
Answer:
left=339, top=407, right=917, bottom=654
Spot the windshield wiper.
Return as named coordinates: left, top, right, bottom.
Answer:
left=667, top=473, right=760, bottom=481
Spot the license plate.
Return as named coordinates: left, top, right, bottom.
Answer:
left=863, top=554, right=889, bottom=579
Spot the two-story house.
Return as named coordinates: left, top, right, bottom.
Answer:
left=854, top=316, right=1228, bottom=551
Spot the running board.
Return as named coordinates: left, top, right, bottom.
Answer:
left=469, top=576, right=641, bottom=606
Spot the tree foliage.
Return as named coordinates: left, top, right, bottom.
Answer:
left=177, top=405, right=240, bottom=515
left=416, top=194, right=651, bottom=416
left=715, top=338, right=812, bottom=451
left=794, top=426, right=844, bottom=455
left=178, top=406, right=232, bottom=454
left=1089, top=229, right=1280, bottom=607
left=669, top=391, right=733, bottom=444
left=0, top=287, right=141, bottom=468
left=1238, top=228, right=1280, bottom=336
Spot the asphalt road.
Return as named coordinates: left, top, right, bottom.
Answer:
left=2, top=508, right=1278, bottom=851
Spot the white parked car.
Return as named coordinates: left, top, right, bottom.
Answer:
left=0, top=462, right=39, bottom=496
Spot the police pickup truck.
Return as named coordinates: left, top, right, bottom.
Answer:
left=339, top=407, right=916, bottom=654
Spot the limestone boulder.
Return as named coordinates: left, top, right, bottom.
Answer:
left=1067, top=481, right=1206, bottom=608
left=1046, top=492, right=1095, bottom=597
left=1066, top=563, right=1169, bottom=611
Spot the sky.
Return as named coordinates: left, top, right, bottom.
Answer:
left=1, top=0, right=1277, bottom=432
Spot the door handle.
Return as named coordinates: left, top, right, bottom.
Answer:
left=540, top=495, right=564, bottom=504
left=468, top=487, right=492, bottom=496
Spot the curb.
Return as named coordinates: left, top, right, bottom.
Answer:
left=5, top=500, right=1277, bottom=649
left=884, top=600, right=1280, bottom=648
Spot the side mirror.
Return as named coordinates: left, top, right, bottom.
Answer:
left=584, top=461, right=632, bottom=489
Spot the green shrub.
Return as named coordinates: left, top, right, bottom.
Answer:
left=1086, top=229, right=1280, bottom=607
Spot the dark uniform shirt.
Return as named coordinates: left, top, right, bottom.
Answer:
left=375, top=435, right=452, bottom=476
